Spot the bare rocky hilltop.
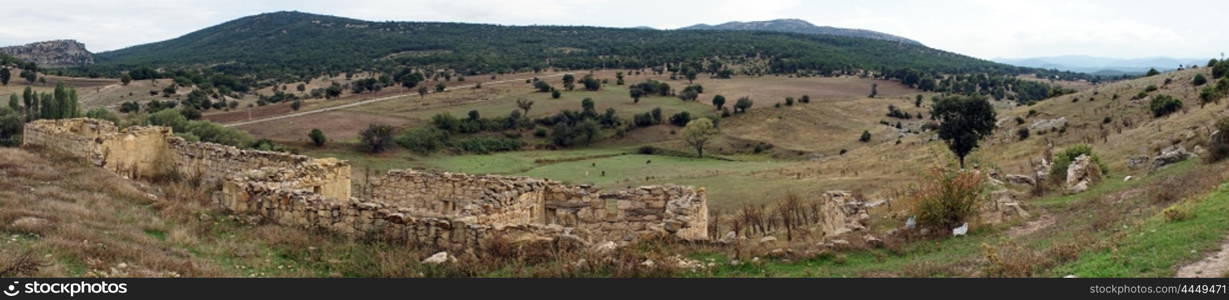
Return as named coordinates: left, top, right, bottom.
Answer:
left=0, top=39, right=94, bottom=67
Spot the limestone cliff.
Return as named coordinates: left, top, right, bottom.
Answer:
left=0, top=40, right=95, bottom=67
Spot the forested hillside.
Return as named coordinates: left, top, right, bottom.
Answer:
left=89, top=11, right=1075, bottom=83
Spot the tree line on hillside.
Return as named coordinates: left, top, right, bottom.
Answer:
left=72, top=12, right=1105, bottom=90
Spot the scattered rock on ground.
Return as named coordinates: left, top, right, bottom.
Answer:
left=952, top=223, right=969, bottom=236
left=1152, top=145, right=1193, bottom=170
left=422, top=251, right=455, bottom=264
left=1065, top=154, right=1102, bottom=193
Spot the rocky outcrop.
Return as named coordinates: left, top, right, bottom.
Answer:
left=1152, top=145, right=1193, bottom=170
left=0, top=40, right=94, bottom=67
left=1065, top=155, right=1102, bottom=193
left=1029, top=117, right=1067, bottom=132
left=1004, top=174, right=1036, bottom=186
left=816, top=191, right=870, bottom=237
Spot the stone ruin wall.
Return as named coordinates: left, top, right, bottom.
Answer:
left=23, top=118, right=708, bottom=251
left=370, top=170, right=709, bottom=242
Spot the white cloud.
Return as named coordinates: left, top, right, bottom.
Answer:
left=0, top=0, right=1224, bottom=59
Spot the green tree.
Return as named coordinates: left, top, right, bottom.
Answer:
left=684, top=68, right=698, bottom=84
left=516, top=98, right=534, bottom=115
left=435, top=82, right=446, bottom=92
left=562, top=74, right=575, bottom=90
left=868, top=83, right=878, bottom=98
left=1145, top=68, right=1161, bottom=76
left=629, top=86, right=644, bottom=103
left=359, top=124, right=395, bottom=153
left=712, top=95, right=726, bottom=110
left=121, top=74, right=132, bottom=86
left=931, top=95, right=997, bottom=168
left=0, top=67, right=10, bottom=85
left=396, top=127, right=448, bottom=154
left=734, top=96, right=753, bottom=113
left=551, top=89, right=561, bottom=99
left=417, top=86, right=429, bottom=98
left=309, top=129, right=327, bottom=147
left=682, top=118, right=718, bottom=158
left=1194, top=73, right=1208, bottom=86
left=8, top=94, right=17, bottom=111
left=291, top=100, right=302, bottom=111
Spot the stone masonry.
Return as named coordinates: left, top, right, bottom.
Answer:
left=23, top=118, right=708, bottom=251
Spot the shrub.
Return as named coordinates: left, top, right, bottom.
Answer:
left=1016, top=128, right=1030, bottom=140
left=1149, top=94, right=1182, bottom=117
left=1048, top=144, right=1108, bottom=181
left=1163, top=206, right=1193, bottom=223
left=359, top=124, right=395, bottom=153
left=455, top=137, right=522, bottom=154
left=638, top=145, right=657, bottom=154
left=184, top=120, right=253, bottom=147
left=669, top=111, right=691, bottom=127
left=85, top=108, right=120, bottom=125
left=1193, top=73, right=1208, bottom=86
left=1207, top=117, right=1229, bottom=163
left=147, top=109, right=189, bottom=132
left=859, top=130, right=872, bottom=142
left=0, top=107, right=21, bottom=147
left=909, top=168, right=987, bottom=230
left=533, top=128, right=548, bottom=138
left=396, top=127, right=448, bottom=154
left=309, top=129, right=327, bottom=147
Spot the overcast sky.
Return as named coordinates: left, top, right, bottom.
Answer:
left=1, top=0, right=1225, bottom=60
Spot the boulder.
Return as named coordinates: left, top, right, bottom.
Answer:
left=422, top=251, right=454, bottom=264
left=1065, top=154, right=1102, bottom=193
left=593, top=241, right=618, bottom=254
left=1004, top=174, right=1036, bottom=186
left=9, top=217, right=52, bottom=233
left=952, top=223, right=969, bottom=236
left=1152, top=145, right=1192, bottom=170
left=1126, top=155, right=1150, bottom=170
left=863, top=234, right=884, bottom=248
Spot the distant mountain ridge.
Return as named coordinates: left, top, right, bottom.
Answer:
left=994, top=55, right=1205, bottom=75
left=87, top=11, right=1025, bottom=82
left=679, top=19, right=921, bottom=45
left=0, top=40, right=94, bottom=68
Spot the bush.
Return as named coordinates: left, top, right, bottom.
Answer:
left=184, top=120, right=253, bottom=147
left=669, top=111, right=691, bottom=127
left=1193, top=73, right=1208, bottom=86
left=1016, top=128, right=1030, bottom=140
left=1149, top=94, right=1182, bottom=117
left=396, top=127, right=448, bottom=154
left=0, top=107, right=22, bottom=147
left=85, top=108, right=120, bottom=125
left=359, top=124, right=395, bottom=153
left=147, top=109, right=189, bottom=132
left=1048, top=144, right=1108, bottom=181
left=859, top=130, right=871, bottom=142
left=638, top=145, right=657, bottom=154
left=1207, top=117, right=1229, bottom=163
left=455, top=137, right=522, bottom=154
left=909, top=168, right=987, bottom=230
left=309, top=129, right=327, bottom=147
left=533, top=128, right=548, bottom=138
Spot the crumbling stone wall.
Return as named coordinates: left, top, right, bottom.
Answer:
left=22, top=119, right=352, bottom=200
left=369, top=169, right=709, bottom=241
left=24, top=118, right=708, bottom=252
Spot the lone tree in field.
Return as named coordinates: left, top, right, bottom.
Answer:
left=309, top=129, right=327, bottom=147
left=682, top=118, right=719, bottom=158
left=417, top=86, right=429, bottom=98
left=629, top=86, right=644, bottom=103
left=516, top=98, right=534, bottom=115
left=734, top=96, right=753, bottom=113
left=359, top=124, right=395, bottom=153
left=931, top=95, right=997, bottom=168
left=712, top=95, right=726, bottom=110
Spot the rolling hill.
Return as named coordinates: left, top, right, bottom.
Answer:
left=679, top=19, right=921, bottom=45
left=89, top=11, right=1027, bottom=82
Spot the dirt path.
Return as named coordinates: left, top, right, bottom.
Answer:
left=1176, top=237, right=1229, bottom=278
left=222, top=73, right=565, bottom=128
